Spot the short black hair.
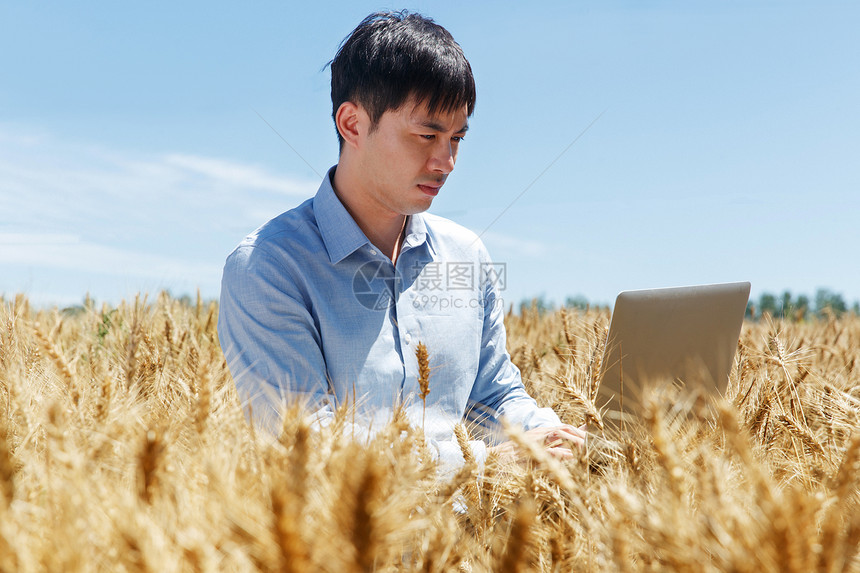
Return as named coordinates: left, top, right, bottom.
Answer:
left=330, top=10, right=476, bottom=150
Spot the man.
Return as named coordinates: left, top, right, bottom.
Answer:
left=218, top=11, right=584, bottom=471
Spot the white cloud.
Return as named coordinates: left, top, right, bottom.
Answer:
left=0, top=126, right=317, bottom=234
left=0, top=233, right=80, bottom=245
left=164, top=154, right=314, bottom=195
left=0, top=130, right=48, bottom=148
left=0, top=233, right=220, bottom=279
left=0, top=126, right=319, bottom=303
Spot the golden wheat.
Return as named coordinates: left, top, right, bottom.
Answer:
left=0, top=293, right=857, bottom=571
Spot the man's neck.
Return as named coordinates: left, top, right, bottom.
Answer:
left=331, top=163, right=407, bottom=262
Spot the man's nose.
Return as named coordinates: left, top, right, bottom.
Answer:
left=429, top=140, right=456, bottom=174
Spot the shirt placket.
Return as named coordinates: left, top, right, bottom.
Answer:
left=394, top=239, right=432, bottom=398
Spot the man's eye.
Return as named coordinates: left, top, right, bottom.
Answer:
left=452, top=136, right=464, bottom=143
left=421, top=134, right=435, bottom=140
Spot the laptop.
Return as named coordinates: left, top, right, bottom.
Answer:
left=596, top=281, right=751, bottom=427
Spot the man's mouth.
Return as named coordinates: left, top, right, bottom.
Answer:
left=417, top=182, right=443, bottom=197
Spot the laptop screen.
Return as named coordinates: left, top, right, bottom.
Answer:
left=597, top=281, right=750, bottom=425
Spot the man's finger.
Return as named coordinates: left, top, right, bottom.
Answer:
left=554, top=427, right=587, bottom=442
left=555, top=424, right=588, bottom=438
left=546, top=437, right=565, bottom=449
left=546, top=446, right=575, bottom=460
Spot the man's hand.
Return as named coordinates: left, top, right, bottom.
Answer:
left=488, top=424, right=587, bottom=464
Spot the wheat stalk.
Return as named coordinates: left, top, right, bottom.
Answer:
left=416, top=341, right=431, bottom=428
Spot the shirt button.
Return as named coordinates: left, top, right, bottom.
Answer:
left=369, top=249, right=377, bottom=256
left=404, top=333, right=412, bottom=345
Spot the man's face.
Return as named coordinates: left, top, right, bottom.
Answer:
left=355, top=98, right=469, bottom=218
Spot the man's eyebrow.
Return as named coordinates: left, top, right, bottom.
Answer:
left=418, top=119, right=470, bottom=133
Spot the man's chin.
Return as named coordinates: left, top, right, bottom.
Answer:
left=403, top=196, right=435, bottom=215
left=404, top=204, right=432, bottom=216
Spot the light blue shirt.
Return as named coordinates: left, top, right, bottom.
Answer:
left=218, top=167, right=561, bottom=472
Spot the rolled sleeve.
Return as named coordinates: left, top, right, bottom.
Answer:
left=465, top=261, right=561, bottom=441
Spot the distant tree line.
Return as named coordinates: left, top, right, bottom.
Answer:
left=518, top=288, right=859, bottom=321
left=746, top=288, right=859, bottom=321
left=517, top=294, right=607, bottom=316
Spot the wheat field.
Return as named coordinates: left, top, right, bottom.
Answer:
left=0, top=292, right=858, bottom=572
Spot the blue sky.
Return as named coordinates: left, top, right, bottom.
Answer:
left=2, top=1, right=858, bottom=308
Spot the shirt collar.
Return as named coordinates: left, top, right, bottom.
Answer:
left=403, top=211, right=436, bottom=257
left=313, top=165, right=437, bottom=262
left=313, top=166, right=371, bottom=264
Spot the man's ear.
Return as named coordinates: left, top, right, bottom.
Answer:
left=335, top=101, right=364, bottom=150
